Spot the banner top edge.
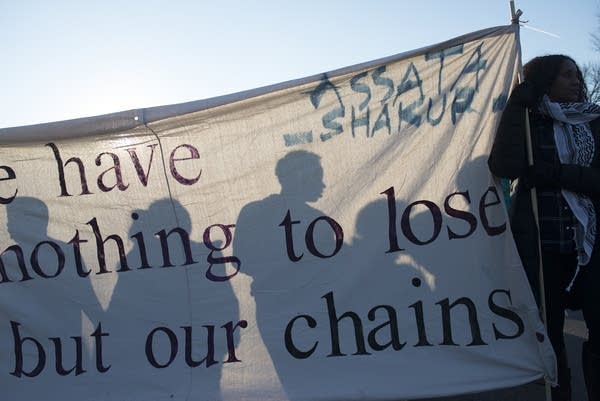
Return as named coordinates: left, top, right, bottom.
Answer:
left=0, top=24, right=515, bottom=144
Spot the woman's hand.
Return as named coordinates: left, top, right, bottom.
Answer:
left=522, top=161, right=561, bottom=189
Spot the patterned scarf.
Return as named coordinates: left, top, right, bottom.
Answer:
left=539, top=96, right=600, bottom=266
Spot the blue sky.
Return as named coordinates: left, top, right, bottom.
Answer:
left=1, top=0, right=599, bottom=129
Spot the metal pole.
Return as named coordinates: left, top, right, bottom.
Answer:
left=509, top=2, right=552, bottom=400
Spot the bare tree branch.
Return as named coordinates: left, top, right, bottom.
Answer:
left=583, top=63, right=600, bottom=103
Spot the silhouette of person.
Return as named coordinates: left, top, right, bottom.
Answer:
left=340, top=198, right=433, bottom=344
left=104, top=198, right=239, bottom=400
left=346, top=198, right=428, bottom=291
left=234, top=150, right=337, bottom=399
left=3, top=196, right=105, bottom=398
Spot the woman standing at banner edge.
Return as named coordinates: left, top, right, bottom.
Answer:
left=488, top=54, right=600, bottom=401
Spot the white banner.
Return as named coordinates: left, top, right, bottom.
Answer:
left=0, top=24, right=556, bottom=400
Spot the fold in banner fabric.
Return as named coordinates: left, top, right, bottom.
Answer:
left=0, top=24, right=556, bottom=400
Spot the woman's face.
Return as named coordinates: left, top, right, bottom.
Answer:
left=548, top=59, right=582, bottom=102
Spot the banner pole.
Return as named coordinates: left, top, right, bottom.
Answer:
left=509, top=2, right=553, bottom=400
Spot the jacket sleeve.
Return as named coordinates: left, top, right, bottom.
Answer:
left=487, top=93, right=529, bottom=180
left=559, top=164, right=600, bottom=197
left=557, top=118, right=600, bottom=197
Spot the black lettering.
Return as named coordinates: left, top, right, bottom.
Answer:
left=401, top=200, right=442, bottom=245
left=285, top=315, right=318, bottom=359
left=129, top=212, right=152, bottom=269
left=489, top=289, right=525, bottom=340
left=323, top=291, right=370, bottom=357
left=126, top=144, right=158, bottom=186
left=367, top=305, right=405, bottom=351
left=437, top=297, right=486, bottom=346
left=479, top=186, right=506, bottom=236
left=381, top=186, right=404, bottom=253
left=156, top=227, right=196, bottom=268
left=50, top=336, right=85, bottom=376
left=145, top=327, right=178, bottom=368
left=305, top=216, right=344, bottom=259
left=222, top=320, right=248, bottom=363
left=444, top=191, right=477, bottom=239
left=0, top=164, right=18, bottom=204
left=409, top=301, right=433, bottom=347
left=91, top=323, right=111, bottom=373
left=68, top=230, right=91, bottom=277
left=95, top=152, right=129, bottom=192
left=182, top=325, right=217, bottom=368
left=0, top=245, right=33, bottom=283
left=279, top=210, right=303, bottom=262
left=46, top=142, right=92, bottom=197
left=204, top=224, right=240, bottom=282
left=10, top=321, right=46, bottom=377
left=169, top=144, right=202, bottom=185
left=30, top=241, right=65, bottom=278
left=87, top=217, right=127, bottom=273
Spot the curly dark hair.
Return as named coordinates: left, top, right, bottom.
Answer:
left=523, top=54, right=588, bottom=103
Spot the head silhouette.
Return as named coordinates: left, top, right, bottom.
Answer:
left=354, top=200, right=389, bottom=245
left=130, top=198, right=192, bottom=236
left=275, top=150, right=325, bottom=202
left=6, top=196, right=48, bottom=243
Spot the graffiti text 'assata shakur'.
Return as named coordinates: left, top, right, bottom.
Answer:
left=284, top=43, right=488, bottom=146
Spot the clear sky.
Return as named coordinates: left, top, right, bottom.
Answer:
left=1, top=0, right=599, bottom=129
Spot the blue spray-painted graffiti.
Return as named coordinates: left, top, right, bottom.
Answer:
left=283, top=42, right=509, bottom=147
left=283, top=131, right=313, bottom=146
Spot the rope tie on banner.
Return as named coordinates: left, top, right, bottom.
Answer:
left=511, top=8, right=523, bottom=24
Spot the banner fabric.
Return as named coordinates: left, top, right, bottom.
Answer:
left=0, top=24, right=556, bottom=400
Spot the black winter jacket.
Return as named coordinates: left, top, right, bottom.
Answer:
left=488, top=92, right=600, bottom=293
